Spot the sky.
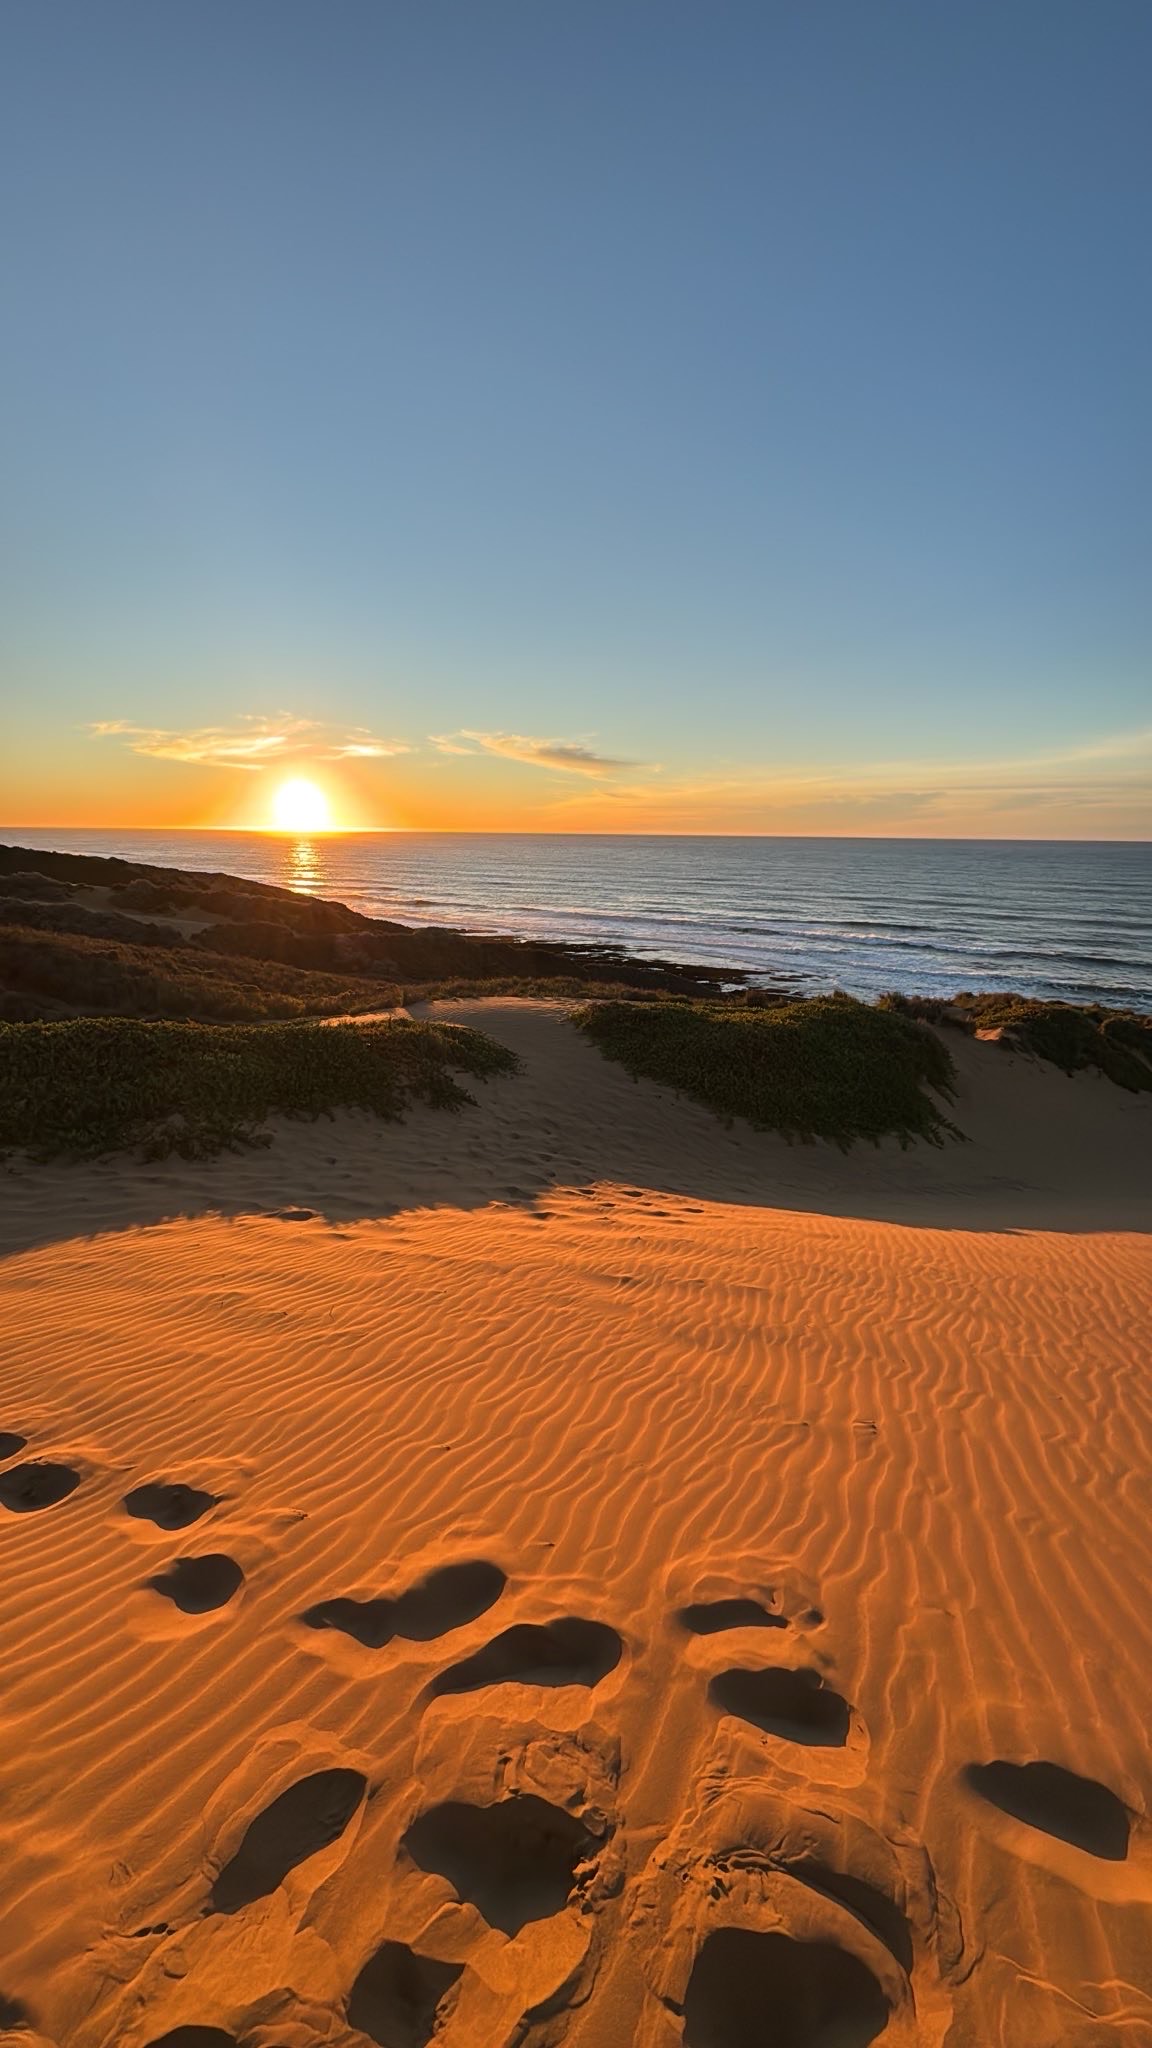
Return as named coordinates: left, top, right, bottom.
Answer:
left=1, top=0, right=1149, bottom=837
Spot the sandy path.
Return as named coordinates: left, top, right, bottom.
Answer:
left=0, top=1003, right=1150, bottom=2047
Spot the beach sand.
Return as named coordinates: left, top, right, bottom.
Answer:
left=1, top=1001, right=1150, bottom=2047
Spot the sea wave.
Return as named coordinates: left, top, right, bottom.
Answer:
left=5, top=829, right=1149, bottom=1011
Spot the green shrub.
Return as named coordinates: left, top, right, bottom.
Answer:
left=958, top=995, right=1151, bottom=1090
left=0, top=1016, right=518, bottom=1159
left=879, top=989, right=1152, bottom=1092
left=572, top=994, right=959, bottom=1147
left=876, top=992, right=956, bottom=1026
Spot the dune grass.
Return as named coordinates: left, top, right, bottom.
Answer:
left=0, top=1016, right=518, bottom=1160
left=572, top=994, right=959, bottom=1147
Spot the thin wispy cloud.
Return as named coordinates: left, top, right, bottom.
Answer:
left=88, top=716, right=410, bottom=769
left=529, top=725, right=1152, bottom=833
left=84, top=712, right=1150, bottom=832
left=428, top=734, right=479, bottom=756
left=328, top=726, right=411, bottom=759
left=433, top=730, right=642, bottom=777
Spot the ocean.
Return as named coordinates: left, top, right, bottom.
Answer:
left=5, top=829, right=1151, bottom=1010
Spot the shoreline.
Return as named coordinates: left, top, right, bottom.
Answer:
left=6, top=831, right=1149, bottom=1014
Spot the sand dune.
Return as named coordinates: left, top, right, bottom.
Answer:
left=1, top=1002, right=1150, bottom=2046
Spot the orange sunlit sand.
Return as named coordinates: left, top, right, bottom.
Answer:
left=1, top=5, right=1150, bottom=2044
left=1, top=963, right=1150, bottom=2044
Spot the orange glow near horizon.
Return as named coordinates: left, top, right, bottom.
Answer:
left=3, top=736, right=1149, bottom=840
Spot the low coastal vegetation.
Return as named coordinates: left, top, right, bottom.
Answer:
left=0, top=1017, right=518, bottom=1160
left=880, top=991, right=1152, bottom=1093
left=572, top=994, right=960, bottom=1147
left=0, top=925, right=402, bottom=1023
left=0, top=843, right=733, bottom=1010
left=0, top=926, right=683, bottom=1024
left=2, top=846, right=1146, bottom=1161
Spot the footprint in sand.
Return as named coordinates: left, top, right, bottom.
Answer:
left=427, top=1616, right=622, bottom=1696
left=678, top=1595, right=791, bottom=1635
left=0, top=1432, right=28, bottom=1461
left=124, top=1481, right=219, bottom=1530
left=708, top=1665, right=853, bottom=1747
left=671, top=1576, right=861, bottom=1760
left=635, top=1578, right=899, bottom=2037
left=401, top=1794, right=595, bottom=1937
left=0, top=1461, right=81, bottom=1513
left=302, top=1558, right=505, bottom=1649
left=147, top=1554, right=243, bottom=1614
left=668, top=1564, right=819, bottom=1646
left=347, top=1940, right=464, bottom=2048
left=963, top=1759, right=1130, bottom=1861
left=682, top=1926, right=889, bottom=2048
left=635, top=1778, right=931, bottom=2047
left=212, top=1767, right=368, bottom=1913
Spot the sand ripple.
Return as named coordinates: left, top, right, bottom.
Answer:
left=0, top=1004, right=1149, bottom=2044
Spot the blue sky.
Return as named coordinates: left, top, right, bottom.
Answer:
left=1, top=0, right=1149, bottom=832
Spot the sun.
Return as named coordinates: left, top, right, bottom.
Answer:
left=271, top=777, right=332, bottom=833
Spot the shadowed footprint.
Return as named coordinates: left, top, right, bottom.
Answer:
left=429, top=1618, right=622, bottom=1696
left=683, top=1928, right=888, bottom=2047
left=709, top=1667, right=851, bottom=1746
left=784, top=1860, right=914, bottom=1973
left=143, top=2032, right=239, bottom=2048
left=303, top=1559, right=505, bottom=1649
left=348, top=1940, right=464, bottom=2048
left=402, top=1794, right=591, bottom=1936
left=147, top=1554, right=243, bottom=1614
left=0, top=1995, right=31, bottom=2029
left=964, top=1760, right=1129, bottom=1861
left=212, top=1767, right=367, bottom=1913
left=678, top=1598, right=790, bottom=1635
left=0, top=1433, right=27, bottom=1461
left=0, top=1461, right=81, bottom=1513
left=124, top=1481, right=218, bottom=1530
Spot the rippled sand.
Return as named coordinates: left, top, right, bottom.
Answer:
left=1, top=1003, right=1149, bottom=2048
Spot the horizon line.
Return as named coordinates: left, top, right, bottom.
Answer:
left=4, top=825, right=1150, bottom=846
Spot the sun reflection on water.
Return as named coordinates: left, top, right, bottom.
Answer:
left=287, top=837, right=322, bottom=893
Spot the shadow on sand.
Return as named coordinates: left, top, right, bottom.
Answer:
left=1, top=1002, right=1149, bottom=1259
